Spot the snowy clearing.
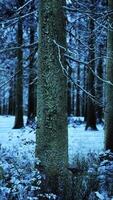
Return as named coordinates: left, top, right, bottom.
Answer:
left=0, top=116, right=35, bottom=162
left=0, top=116, right=104, bottom=165
left=68, top=123, right=104, bottom=164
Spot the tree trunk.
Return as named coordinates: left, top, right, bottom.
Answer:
left=8, top=76, right=14, bottom=115
left=105, top=0, right=113, bottom=152
left=82, top=65, right=86, bottom=118
left=85, top=2, right=97, bottom=130
left=27, top=0, right=37, bottom=125
left=67, top=67, right=72, bottom=116
left=96, top=44, right=103, bottom=123
left=36, top=0, right=70, bottom=198
left=75, top=63, right=80, bottom=116
left=68, top=81, right=72, bottom=116
left=13, top=0, right=24, bottom=128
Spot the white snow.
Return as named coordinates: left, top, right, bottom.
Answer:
left=0, top=116, right=104, bottom=165
left=0, top=116, right=35, bottom=161
left=95, top=192, right=104, bottom=200
left=68, top=123, right=104, bottom=164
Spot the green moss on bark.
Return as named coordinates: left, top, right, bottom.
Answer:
left=36, top=0, right=71, bottom=199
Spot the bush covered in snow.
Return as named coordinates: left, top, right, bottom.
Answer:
left=1, top=144, right=113, bottom=200
left=95, top=150, right=113, bottom=200
left=0, top=146, right=57, bottom=200
left=69, top=151, right=113, bottom=200
left=69, top=152, right=99, bottom=200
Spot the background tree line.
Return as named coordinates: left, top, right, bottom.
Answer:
left=0, top=0, right=107, bottom=129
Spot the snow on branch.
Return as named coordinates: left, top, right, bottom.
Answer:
left=53, top=39, right=102, bottom=107
left=0, top=42, right=38, bottom=54
left=53, top=40, right=113, bottom=88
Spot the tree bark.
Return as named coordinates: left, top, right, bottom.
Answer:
left=105, top=0, right=113, bottom=152
left=13, top=0, right=24, bottom=128
left=75, top=63, right=80, bottom=116
left=27, top=0, right=37, bottom=124
left=85, top=1, right=97, bottom=130
left=96, top=44, right=103, bottom=123
left=36, top=0, right=71, bottom=198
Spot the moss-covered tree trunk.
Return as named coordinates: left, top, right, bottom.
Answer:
left=13, top=0, right=24, bottom=128
left=105, top=0, right=113, bottom=152
left=36, top=0, right=70, bottom=198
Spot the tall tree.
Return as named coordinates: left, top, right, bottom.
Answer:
left=85, top=0, right=97, bottom=130
left=75, top=63, right=80, bottom=116
left=13, top=0, right=24, bottom=128
left=8, top=70, right=16, bottom=116
left=105, top=0, right=113, bottom=152
left=27, top=0, right=37, bottom=124
left=36, top=0, right=70, bottom=198
left=82, top=65, right=87, bottom=117
left=67, top=68, right=72, bottom=116
left=96, top=44, right=104, bottom=123
left=75, top=15, right=81, bottom=117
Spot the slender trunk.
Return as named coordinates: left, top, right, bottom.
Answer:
left=82, top=65, right=86, bottom=117
left=27, top=0, right=37, bottom=124
left=13, top=1, right=24, bottom=128
left=96, top=44, right=103, bottom=123
left=68, top=82, right=72, bottom=116
left=76, top=64, right=80, bottom=116
left=8, top=77, right=14, bottom=115
left=105, top=0, right=113, bottom=151
left=85, top=2, right=97, bottom=130
left=68, top=67, right=72, bottom=116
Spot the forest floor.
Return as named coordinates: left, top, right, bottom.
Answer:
left=0, top=115, right=104, bottom=164
left=68, top=117, right=104, bottom=164
left=0, top=115, right=35, bottom=162
left=1, top=116, right=112, bottom=200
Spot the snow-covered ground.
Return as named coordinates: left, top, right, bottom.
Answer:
left=0, top=116, right=35, bottom=162
left=0, top=116, right=111, bottom=200
left=0, top=116, right=104, bottom=164
left=68, top=123, right=104, bottom=164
